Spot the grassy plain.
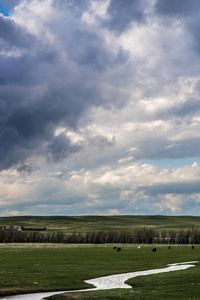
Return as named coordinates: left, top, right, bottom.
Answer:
left=0, top=244, right=199, bottom=299
left=0, top=216, right=200, bottom=299
left=0, top=215, right=200, bottom=234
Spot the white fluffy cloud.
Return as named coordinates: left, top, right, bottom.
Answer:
left=1, top=0, right=200, bottom=215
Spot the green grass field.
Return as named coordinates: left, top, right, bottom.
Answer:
left=0, top=243, right=199, bottom=299
left=0, top=215, right=200, bottom=234
left=0, top=216, right=200, bottom=299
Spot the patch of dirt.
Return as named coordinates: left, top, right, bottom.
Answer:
left=59, top=291, right=119, bottom=299
left=59, top=292, right=101, bottom=298
left=0, top=287, right=27, bottom=297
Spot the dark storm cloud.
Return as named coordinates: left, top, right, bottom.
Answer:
left=66, top=29, right=119, bottom=71
left=155, top=0, right=200, bottom=16
left=103, top=0, right=145, bottom=32
left=139, top=137, right=200, bottom=161
left=0, top=76, right=86, bottom=169
left=1, top=0, right=21, bottom=8
left=48, top=133, right=81, bottom=162
left=0, top=0, right=130, bottom=171
left=66, top=28, right=129, bottom=71
left=85, top=135, right=115, bottom=150
left=0, top=15, right=32, bottom=48
left=169, top=102, right=200, bottom=118
left=17, top=163, right=37, bottom=174
left=155, top=0, right=200, bottom=54
left=54, top=0, right=90, bottom=12
left=2, top=0, right=200, bottom=216
left=137, top=181, right=200, bottom=196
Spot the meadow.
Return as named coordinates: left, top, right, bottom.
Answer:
left=0, top=243, right=199, bottom=299
left=0, top=216, right=200, bottom=299
left=0, top=215, right=200, bottom=234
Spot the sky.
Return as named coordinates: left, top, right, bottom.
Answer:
left=1, top=0, right=200, bottom=216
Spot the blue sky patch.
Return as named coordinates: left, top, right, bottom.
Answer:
left=0, top=4, right=10, bottom=16
left=141, top=158, right=200, bottom=169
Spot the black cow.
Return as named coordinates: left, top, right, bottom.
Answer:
left=168, top=246, right=171, bottom=250
left=113, top=247, right=117, bottom=250
left=192, top=245, right=194, bottom=249
left=117, top=247, right=121, bottom=252
left=152, top=248, right=157, bottom=252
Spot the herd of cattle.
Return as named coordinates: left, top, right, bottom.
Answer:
left=113, top=245, right=195, bottom=252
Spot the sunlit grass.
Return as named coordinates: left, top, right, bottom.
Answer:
left=0, top=215, right=200, bottom=234
left=0, top=244, right=199, bottom=299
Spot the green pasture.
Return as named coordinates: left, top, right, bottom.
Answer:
left=0, top=244, right=199, bottom=299
left=0, top=215, right=200, bottom=234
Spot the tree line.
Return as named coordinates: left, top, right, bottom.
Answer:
left=0, top=227, right=200, bottom=244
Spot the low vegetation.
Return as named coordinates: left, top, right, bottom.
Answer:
left=0, top=244, right=199, bottom=299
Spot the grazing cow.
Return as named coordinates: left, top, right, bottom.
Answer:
left=192, top=245, right=194, bottom=249
left=137, top=246, right=141, bottom=250
left=117, top=247, right=121, bottom=252
left=168, top=246, right=171, bottom=250
left=152, top=248, right=157, bottom=252
left=113, top=247, right=117, bottom=250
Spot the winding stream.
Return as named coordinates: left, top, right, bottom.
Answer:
left=1, top=261, right=198, bottom=300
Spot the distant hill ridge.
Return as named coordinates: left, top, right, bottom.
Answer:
left=0, top=215, right=199, bottom=234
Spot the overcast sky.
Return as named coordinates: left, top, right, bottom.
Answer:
left=1, top=0, right=200, bottom=216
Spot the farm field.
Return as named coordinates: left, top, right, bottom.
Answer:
left=0, top=244, right=199, bottom=299
left=0, top=215, right=200, bottom=234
